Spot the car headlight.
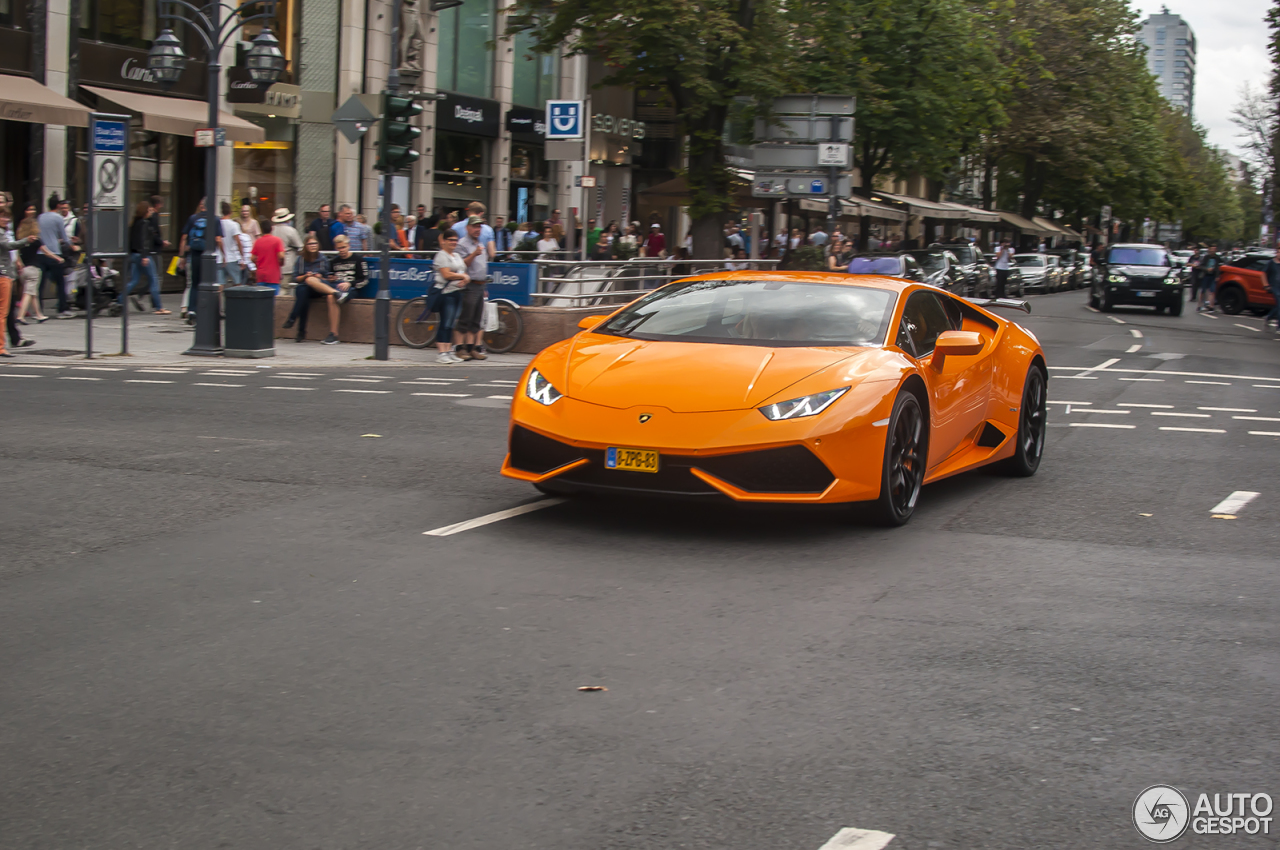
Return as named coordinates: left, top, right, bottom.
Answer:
left=525, top=369, right=563, bottom=406
left=759, top=387, right=849, bottom=421
left=1108, top=273, right=1127, bottom=283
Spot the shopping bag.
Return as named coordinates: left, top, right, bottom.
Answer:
left=167, top=256, right=181, bottom=277
left=483, top=300, right=499, bottom=332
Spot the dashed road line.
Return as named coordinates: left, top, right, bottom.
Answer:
left=334, top=389, right=392, bottom=394
left=1151, top=411, right=1211, bottom=418
left=1119, top=377, right=1163, bottom=382
left=1, top=373, right=41, bottom=378
left=1200, top=407, right=1255, bottom=412
left=1186, top=380, right=1230, bottom=385
left=815, top=827, right=896, bottom=850
left=1119, top=403, right=1173, bottom=408
left=276, top=372, right=323, bottom=376
left=134, top=369, right=188, bottom=374
left=1233, top=415, right=1280, bottom=422
left=1249, top=430, right=1280, bottom=436
left=487, top=394, right=513, bottom=400
left=271, top=375, right=316, bottom=380
left=1, top=363, right=63, bottom=368
left=1255, top=384, right=1280, bottom=389
left=193, top=382, right=245, bottom=387
left=1047, top=401, right=1092, bottom=405
left=1199, top=312, right=1219, bottom=319
left=1235, top=323, right=1262, bottom=332
left=1210, top=491, right=1260, bottom=515
left=124, top=379, right=174, bottom=384
left=1107, top=316, right=1126, bottom=324
left=1048, top=365, right=1280, bottom=382
left=1076, top=409, right=1130, bottom=414
left=72, top=366, right=123, bottom=371
left=1126, top=344, right=1142, bottom=353
left=333, top=377, right=384, bottom=383
left=1129, top=328, right=1143, bottom=338
left=201, top=370, right=255, bottom=376
left=424, top=498, right=567, bottom=537
left=1159, top=426, right=1225, bottom=433
left=412, top=392, right=471, bottom=397
left=59, top=376, right=101, bottom=381
left=262, top=385, right=316, bottom=391
left=1069, top=422, right=1136, bottom=429
left=1079, top=357, right=1121, bottom=376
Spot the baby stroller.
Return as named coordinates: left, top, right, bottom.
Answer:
left=74, top=259, right=124, bottom=317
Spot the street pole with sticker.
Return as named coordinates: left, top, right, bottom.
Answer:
left=86, top=113, right=130, bottom=358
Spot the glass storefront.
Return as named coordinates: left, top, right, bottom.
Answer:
left=233, top=141, right=295, bottom=222
left=437, top=0, right=493, bottom=97
left=433, top=131, right=489, bottom=209
left=511, top=33, right=556, bottom=108
left=509, top=142, right=549, bottom=225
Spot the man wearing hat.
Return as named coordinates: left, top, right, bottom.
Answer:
left=270, top=208, right=304, bottom=288
left=642, top=222, right=666, bottom=258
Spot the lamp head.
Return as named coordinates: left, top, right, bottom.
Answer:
left=147, top=29, right=187, bottom=87
left=246, top=28, right=286, bottom=83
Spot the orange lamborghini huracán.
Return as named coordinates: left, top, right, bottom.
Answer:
left=501, top=271, right=1048, bottom=525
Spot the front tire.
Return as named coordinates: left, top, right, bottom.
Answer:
left=395, top=296, right=438, bottom=348
left=1168, top=298, right=1183, bottom=317
left=1002, top=365, right=1047, bottom=477
left=1216, top=285, right=1245, bottom=315
left=871, top=390, right=927, bottom=526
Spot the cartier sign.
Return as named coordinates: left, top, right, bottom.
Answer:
left=78, top=40, right=206, bottom=98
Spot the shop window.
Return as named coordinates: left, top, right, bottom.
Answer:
left=433, top=132, right=489, bottom=203
left=1, top=0, right=28, bottom=28
left=437, top=0, right=493, bottom=97
left=80, top=0, right=156, bottom=48
left=511, top=31, right=557, bottom=107
left=234, top=140, right=296, bottom=224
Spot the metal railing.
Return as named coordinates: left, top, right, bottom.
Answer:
left=531, top=257, right=783, bottom=307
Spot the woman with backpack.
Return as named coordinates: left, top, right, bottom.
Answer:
left=178, top=198, right=209, bottom=322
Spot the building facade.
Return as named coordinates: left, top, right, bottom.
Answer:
left=1137, top=10, right=1196, bottom=115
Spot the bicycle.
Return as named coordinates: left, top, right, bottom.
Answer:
left=395, top=291, right=524, bottom=353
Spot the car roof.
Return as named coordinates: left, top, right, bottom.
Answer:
left=675, top=269, right=913, bottom=292
left=1110, top=243, right=1166, bottom=249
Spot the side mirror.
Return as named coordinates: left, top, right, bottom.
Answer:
left=577, top=316, right=600, bottom=331
left=932, top=330, right=984, bottom=371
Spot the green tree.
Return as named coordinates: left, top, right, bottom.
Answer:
left=506, top=0, right=788, bottom=256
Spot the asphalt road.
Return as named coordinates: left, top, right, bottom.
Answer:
left=2, top=291, right=1278, bottom=849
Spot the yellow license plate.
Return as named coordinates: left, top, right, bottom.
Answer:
left=605, top=447, right=659, bottom=473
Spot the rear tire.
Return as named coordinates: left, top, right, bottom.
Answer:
left=1089, top=289, right=1100, bottom=309
left=871, top=390, right=927, bottom=527
left=483, top=301, right=523, bottom=354
left=1001, top=365, right=1047, bottom=477
left=1216, top=285, right=1245, bottom=315
left=395, top=296, right=438, bottom=349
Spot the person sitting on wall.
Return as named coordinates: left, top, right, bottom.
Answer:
left=281, top=235, right=351, bottom=345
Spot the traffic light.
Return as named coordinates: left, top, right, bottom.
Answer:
left=375, top=93, right=422, bottom=173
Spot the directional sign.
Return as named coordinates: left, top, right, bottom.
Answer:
left=754, top=117, right=854, bottom=143
left=92, top=119, right=127, bottom=153
left=752, top=174, right=851, bottom=199
left=749, top=144, right=850, bottom=170
left=545, top=100, right=584, bottom=140
left=332, top=94, right=378, bottom=144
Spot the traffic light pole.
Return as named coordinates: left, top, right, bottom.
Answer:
left=374, top=0, right=403, bottom=362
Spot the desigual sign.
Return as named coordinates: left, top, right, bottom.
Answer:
left=591, top=113, right=646, bottom=140
left=436, top=93, right=500, bottom=137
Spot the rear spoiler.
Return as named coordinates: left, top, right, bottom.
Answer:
left=964, top=297, right=1031, bottom=314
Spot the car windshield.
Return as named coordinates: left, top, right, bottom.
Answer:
left=1109, top=247, right=1170, bottom=266
left=909, top=251, right=947, bottom=273
left=597, top=279, right=898, bottom=348
left=1013, top=255, right=1045, bottom=267
left=846, top=257, right=902, bottom=275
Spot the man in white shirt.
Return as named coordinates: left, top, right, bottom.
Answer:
left=809, top=226, right=828, bottom=247
left=215, top=200, right=247, bottom=285
left=455, top=216, right=492, bottom=361
left=993, top=238, right=1015, bottom=297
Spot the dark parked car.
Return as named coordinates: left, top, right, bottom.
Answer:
left=843, top=253, right=928, bottom=283
left=908, top=249, right=965, bottom=291
left=930, top=243, right=993, bottom=295
left=1090, top=243, right=1184, bottom=314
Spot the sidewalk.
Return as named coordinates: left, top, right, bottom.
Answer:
left=9, top=293, right=535, bottom=369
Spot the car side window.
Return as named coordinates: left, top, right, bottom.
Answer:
left=898, top=291, right=954, bottom=357
left=903, top=256, right=922, bottom=279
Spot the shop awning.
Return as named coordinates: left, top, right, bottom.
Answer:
left=83, top=85, right=265, bottom=143
left=842, top=197, right=908, bottom=222
left=871, top=191, right=967, bottom=220
left=0, top=74, right=90, bottom=127
left=996, top=211, right=1056, bottom=237
left=935, top=200, right=1000, bottom=224
left=1032, top=216, right=1083, bottom=241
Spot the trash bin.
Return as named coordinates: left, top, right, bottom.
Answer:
left=223, top=285, right=276, bottom=358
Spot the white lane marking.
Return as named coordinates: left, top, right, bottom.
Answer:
left=400, top=380, right=455, bottom=385
left=1234, top=415, right=1280, bottom=422
left=59, top=376, right=102, bottom=381
left=1108, top=316, right=1126, bottom=324
left=1048, top=401, right=1092, bottom=405
left=1129, top=328, right=1143, bottom=338
left=1248, top=430, right=1280, bottom=436
left=1048, top=366, right=1280, bottom=382
left=193, top=382, right=245, bottom=387
left=470, top=383, right=516, bottom=388
left=201, top=370, right=255, bottom=376
left=1160, top=426, right=1225, bottom=433
left=271, top=375, right=316, bottom=380
left=1078, top=357, right=1121, bottom=376
left=487, top=394, right=514, bottom=400
left=1210, top=491, right=1260, bottom=514
left=412, top=392, right=471, bottom=397
left=1, top=373, right=41, bottom=378
left=1119, top=403, right=1173, bottom=408
left=1186, top=380, right=1231, bottom=385
left=488, top=380, right=519, bottom=384
left=262, top=385, right=316, bottom=391
left=276, top=372, right=323, bottom=376
left=333, top=377, right=384, bottom=383
left=0, top=363, right=63, bottom=368
left=815, top=827, right=896, bottom=850
left=1199, top=312, right=1219, bottom=319
left=1255, top=384, right=1280, bottom=389
left=124, top=379, right=174, bottom=384
left=334, top=389, right=392, bottom=394
left=134, top=369, right=188, bottom=374
left=1070, top=422, right=1136, bottom=429
left=425, top=498, right=568, bottom=536
left=1126, top=344, right=1142, bottom=353
left=1200, top=407, right=1255, bottom=412
left=1151, top=411, right=1211, bottom=418
left=412, top=376, right=466, bottom=381
left=1055, top=375, right=1097, bottom=380
left=1077, top=409, right=1130, bottom=414
left=1235, top=323, right=1262, bottom=332
left=1120, top=377, right=1163, bottom=382
left=1086, top=305, right=1101, bottom=313
left=72, top=366, right=123, bottom=371
left=360, top=375, right=397, bottom=379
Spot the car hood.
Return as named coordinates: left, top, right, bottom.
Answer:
left=552, top=334, right=890, bottom=412
left=1112, top=265, right=1172, bottom=279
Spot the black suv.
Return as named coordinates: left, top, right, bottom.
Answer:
left=1089, top=243, right=1184, bottom=315
left=929, top=243, right=993, bottom=295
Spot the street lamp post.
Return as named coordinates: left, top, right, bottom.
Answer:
left=147, top=0, right=286, bottom=356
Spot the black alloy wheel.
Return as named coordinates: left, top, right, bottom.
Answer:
left=1002, top=366, right=1047, bottom=477
left=1216, top=285, right=1246, bottom=315
left=872, top=391, right=926, bottom=526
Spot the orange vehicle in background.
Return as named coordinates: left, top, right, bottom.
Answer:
left=1215, top=252, right=1278, bottom=316
left=501, top=271, right=1048, bottom=526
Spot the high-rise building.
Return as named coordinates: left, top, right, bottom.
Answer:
left=1137, top=9, right=1196, bottom=114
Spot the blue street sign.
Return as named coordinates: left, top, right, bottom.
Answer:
left=545, top=100, right=584, bottom=140
left=364, top=258, right=536, bottom=304
left=92, top=120, right=127, bottom=154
